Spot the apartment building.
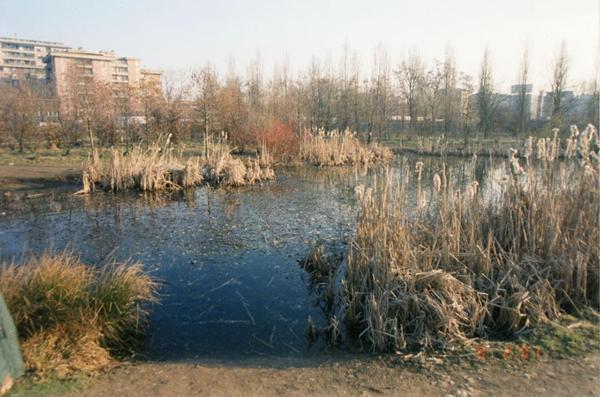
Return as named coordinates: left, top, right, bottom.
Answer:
left=44, top=49, right=145, bottom=97
left=508, top=84, right=540, bottom=120
left=0, top=36, right=70, bottom=81
left=140, top=69, right=162, bottom=90
left=0, top=36, right=162, bottom=100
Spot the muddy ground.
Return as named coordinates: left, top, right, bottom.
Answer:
left=11, top=352, right=597, bottom=397
left=0, top=165, right=80, bottom=191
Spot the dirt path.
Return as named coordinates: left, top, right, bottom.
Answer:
left=0, top=165, right=80, bottom=191
left=52, top=353, right=600, bottom=397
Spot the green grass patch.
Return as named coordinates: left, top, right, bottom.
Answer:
left=8, top=375, right=88, bottom=397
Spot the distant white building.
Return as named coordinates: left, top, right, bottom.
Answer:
left=508, top=84, right=540, bottom=120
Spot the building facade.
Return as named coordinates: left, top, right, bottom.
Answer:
left=44, top=49, right=145, bottom=97
left=508, top=84, right=540, bottom=121
left=0, top=36, right=162, bottom=99
left=0, top=36, right=70, bottom=81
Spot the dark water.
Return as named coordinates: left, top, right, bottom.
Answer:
left=0, top=156, right=499, bottom=361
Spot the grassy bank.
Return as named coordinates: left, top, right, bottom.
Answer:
left=0, top=252, right=157, bottom=379
left=380, top=133, right=524, bottom=157
left=305, top=124, right=599, bottom=352
left=381, top=125, right=600, bottom=159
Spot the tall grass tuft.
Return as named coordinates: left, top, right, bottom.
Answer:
left=299, top=128, right=393, bottom=167
left=0, top=252, right=157, bottom=378
left=314, top=124, right=599, bottom=352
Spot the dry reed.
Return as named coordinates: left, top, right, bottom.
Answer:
left=310, top=124, right=599, bottom=352
left=299, top=128, right=393, bottom=167
left=79, top=135, right=275, bottom=193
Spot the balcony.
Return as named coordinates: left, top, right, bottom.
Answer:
left=2, top=53, right=37, bottom=62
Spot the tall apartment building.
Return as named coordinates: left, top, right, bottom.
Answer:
left=0, top=36, right=70, bottom=81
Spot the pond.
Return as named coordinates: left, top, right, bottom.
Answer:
left=0, top=155, right=498, bottom=361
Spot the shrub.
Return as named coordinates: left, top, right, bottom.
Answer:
left=260, top=120, right=298, bottom=158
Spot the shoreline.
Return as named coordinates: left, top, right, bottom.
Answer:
left=0, top=164, right=81, bottom=192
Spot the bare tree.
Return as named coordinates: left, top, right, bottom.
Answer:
left=396, top=50, right=424, bottom=132
left=192, top=63, right=222, bottom=148
left=515, top=46, right=530, bottom=134
left=441, top=48, right=458, bottom=133
left=368, top=46, right=393, bottom=139
left=459, top=72, right=475, bottom=134
left=550, top=42, right=569, bottom=129
left=138, top=72, right=165, bottom=143
left=0, top=83, right=42, bottom=152
left=161, top=73, right=190, bottom=144
left=114, top=83, right=138, bottom=151
left=424, top=62, right=443, bottom=133
left=477, top=48, right=494, bottom=136
left=62, top=64, right=115, bottom=150
left=219, top=60, right=248, bottom=148
left=589, top=61, right=600, bottom=126
left=336, top=43, right=353, bottom=131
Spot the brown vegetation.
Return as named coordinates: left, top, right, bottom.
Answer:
left=299, top=129, right=393, bottom=167
left=79, top=136, right=275, bottom=193
left=308, top=125, right=599, bottom=352
left=0, top=252, right=157, bottom=378
left=2, top=43, right=596, bottom=162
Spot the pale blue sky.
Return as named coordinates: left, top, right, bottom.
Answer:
left=1, top=0, right=598, bottom=90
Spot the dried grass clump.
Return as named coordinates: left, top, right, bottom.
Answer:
left=302, top=241, right=337, bottom=280
left=20, top=326, right=112, bottom=379
left=79, top=136, right=275, bottom=193
left=321, top=125, right=599, bottom=352
left=202, top=146, right=275, bottom=188
left=0, top=252, right=157, bottom=378
left=299, top=128, right=393, bottom=167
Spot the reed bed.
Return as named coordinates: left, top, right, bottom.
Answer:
left=0, top=252, right=157, bottom=378
left=309, top=124, right=599, bottom=352
left=392, top=125, right=600, bottom=160
left=79, top=136, right=275, bottom=193
left=299, top=129, right=393, bottom=167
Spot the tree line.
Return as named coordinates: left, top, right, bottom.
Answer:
left=0, top=44, right=597, bottom=153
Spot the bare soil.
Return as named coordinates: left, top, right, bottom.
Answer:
left=0, top=165, right=80, bottom=191
left=36, top=353, right=598, bottom=397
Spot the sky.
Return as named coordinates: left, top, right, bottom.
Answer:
left=1, top=0, right=598, bottom=91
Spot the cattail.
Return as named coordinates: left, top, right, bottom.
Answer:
left=433, top=173, right=442, bottom=193
left=536, top=138, right=547, bottom=161
left=415, top=161, right=424, bottom=182
left=466, top=181, right=479, bottom=200
left=509, top=148, right=523, bottom=175
left=549, top=129, right=559, bottom=161
left=523, top=136, right=533, bottom=161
